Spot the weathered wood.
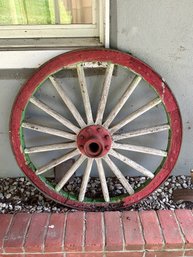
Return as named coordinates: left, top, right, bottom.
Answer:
left=95, top=63, right=114, bottom=124
left=67, top=62, right=108, bottom=69
left=96, top=159, right=110, bottom=202
left=173, top=189, right=193, bottom=203
left=77, top=64, right=94, bottom=124
left=113, top=124, right=170, bottom=141
left=78, top=158, right=93, bottom=202
left=10, top=48, right=182, bottom=210
left=30, top=96, right=79, bottom=133
left=25, top=142, right=76, bottom=154
left=109, top=149, right=154, bottom=179
left=55, top=155, right=86, bottom=192
left=35, top=149, right=80, bottom=175
left=110, top=97, right=162, bottom=134
left=113, top=142, right=167, bottom=157
left=191, top=169, right=193, bottom=184
left=22, top=122, right=76, bottom=140
left=54, top=159, right=75, bottom=183
left=103, top=75, right=141, bottom=128
left=49, top=76, right=86, bottom=128
left=104, top=155, right=134, bottom=195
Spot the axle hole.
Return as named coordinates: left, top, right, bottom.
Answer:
left=89, top=142, right=100, bottom=153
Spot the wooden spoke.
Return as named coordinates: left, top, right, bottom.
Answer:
left=24, top=142, right=76, bottom=154
left=95, top=63, right=114, bottom=124
left=49, top=76, right=86, bottom=128
left=113, top=142, right=167, bottom=157
left=110, top=97, right=162, bottom=134
left=77, top=64, right=94, bottom=124
left=109, top=149, right=154, bottom=179
left=35, top=149, right=80, bottom=175
left=55, top=155, right=86, bottom=192
left=30, top=96, right=79, bottom=133
left=104, top=155, right=134, bottom=195
left=95, top=159, right=110, bottom=202
left=78, top=158, right=93, bottom=202
left=22, top=122, right=76, bottom=140
left=113, top=124, right=170, bottom=141
left=103, top=76, right=142, bottom=128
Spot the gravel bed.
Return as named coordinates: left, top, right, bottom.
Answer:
left=0, top=175, right=193, bottom=213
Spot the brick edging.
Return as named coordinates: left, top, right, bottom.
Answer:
left=0, top=210, right=193, bottom=257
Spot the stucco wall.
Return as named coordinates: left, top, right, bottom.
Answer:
left=110, top=0, right=193, bottom=176
left=0, top=0, right=193, bottom=177
left=0, top=50, right=67, bottom=177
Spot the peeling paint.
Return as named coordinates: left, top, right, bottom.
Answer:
left=161, top=81, right=166, bottom=100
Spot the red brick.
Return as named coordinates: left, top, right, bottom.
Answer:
left=0, top=214, right=12, bottom=253
left=106, top=253, right=144, bottom=257
left=184, top=250, right=193, bottom=256
left=157, top=210, right=184, bottom=249
left=26, top=254, right=63, bottom=257
left=66, top=254, right=103, bottom=257
left=0, top=253, right=25, bottom=257
left=44, top=213, right=66, bottom=252
left=122, top=211, right=144, bottom=250
left=85, top=212, right=103, bottom=251
left=175, top=209, right=193, bottom=248
left=64, top=212, right=84, bottom=251
left=139, top=211, right=163, bottom=250
left=145, top=251, right=184, bottom=257
left=104, top=211, right=123, bottom=251
left=24, top=213, right=49, bottom=252
left=3, top=213, right=31, bottom=253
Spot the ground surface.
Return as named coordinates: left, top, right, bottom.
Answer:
left=0, top=175, right=193, bottom=213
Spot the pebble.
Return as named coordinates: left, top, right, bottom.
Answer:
left=169, top=188, right=173, bottom=194
left=115, top=189, right=122, bottom=194
left=15, top=205, right=22, bottom=211
left=0, top=175, right=192, bottom=213
left=6, top=194, right=11, bottom=199
left=182, top=183, right=188, bottom=188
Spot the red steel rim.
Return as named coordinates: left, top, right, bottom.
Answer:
left=10, top=48, right=182, bottom=210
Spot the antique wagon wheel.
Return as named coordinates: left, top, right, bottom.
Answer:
left=10, top=48, right=182, bottom=210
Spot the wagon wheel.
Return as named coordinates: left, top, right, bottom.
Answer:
left=10, top=48, right=182, bottom=211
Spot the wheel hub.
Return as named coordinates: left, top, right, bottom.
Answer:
left=77, top=125, right=112, bottom=158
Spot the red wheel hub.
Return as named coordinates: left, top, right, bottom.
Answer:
left=77, top=125, right=112, bottom=158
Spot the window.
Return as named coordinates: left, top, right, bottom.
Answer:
left=0, top=0, right=109, bottom=49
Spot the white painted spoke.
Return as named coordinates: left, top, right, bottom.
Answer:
left=55, top=155, right=86, bottom=192
left=95, top=159, right=110, bottom=202
left=113, top=142, right=167, bottom=157
left=103, top=75, right=142, bottom=128
left=30, top=96, right=79, bottom=133
left=109, top=149, right=154, bottom=179
left=95, top=63, right=114, bottom=124
left=49, top=76, right=86, bottom=128
left=25, top=142, right=76, bottom=154
left=110, top=97, right=162, bottom=134
left=113, top=124, right=170, bottom=141
left=104, top=155, right=134, bottom=195
left=77, top=64, right=94, bottom=124
left=22, top=122, right=76, bottom=140
left=79, top=158, right=93, bottom=202
left=35, top=149, right=80, bottom=175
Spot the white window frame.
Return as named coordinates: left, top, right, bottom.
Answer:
left=0, top=0, right=110, bottom=49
